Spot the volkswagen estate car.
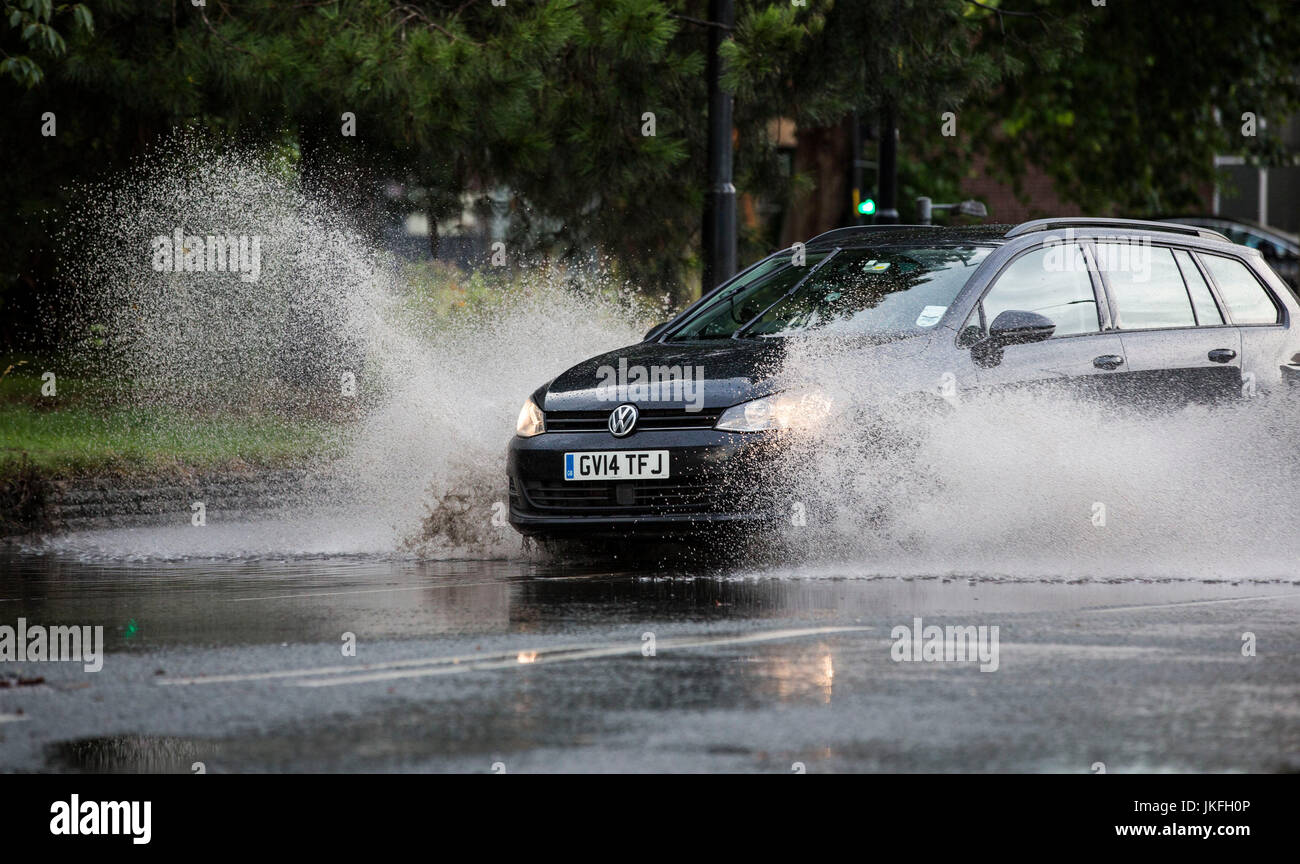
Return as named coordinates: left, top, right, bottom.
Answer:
left=507, top=218, right=1300, bottom=539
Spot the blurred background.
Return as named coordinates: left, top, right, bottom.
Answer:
left=3, top=0, right=1299, bottom=348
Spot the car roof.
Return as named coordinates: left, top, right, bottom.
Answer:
left=806, top=217, right=1234, bottom=250
left=805, top=224, right=1012, bottom=248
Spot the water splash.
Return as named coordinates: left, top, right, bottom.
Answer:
left=44, top=131, right=646, bottom=559
left=39, top=131, right=1300, bottom=578
left=762, top=330, right=1300, bottom=582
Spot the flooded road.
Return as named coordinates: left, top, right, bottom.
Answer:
left=2, top=543, right=1298, bottom=773
left=12, top=127, right=1299, bottom=776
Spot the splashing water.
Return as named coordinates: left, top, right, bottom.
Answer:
left=343, top=283, right=644, bottom=557
left=44, top=132, right=645, bottom=560
left=759, top=330, right=1300, bottom=582
left=35, top=132, right=1300, bottom=578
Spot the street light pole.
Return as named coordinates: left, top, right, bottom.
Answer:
left=702, top=0, right=737, bottom=293
left=876, top=104, right=899, bottom=224
left=849, top=113, right=863, bottom=225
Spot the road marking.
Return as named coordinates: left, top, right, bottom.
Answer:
left=0, top=714, right=27, bottom=723
left=223, top=575, right=605, bottom=602
left=292, top=626, right=870, bottom=688
left=155, top=626, right=869, bottom=688
left=157, top=643, right=614, bottom=686
left=1083, top=593, right=1300, bottom=614
left=226, top=585, right=456, bottom=602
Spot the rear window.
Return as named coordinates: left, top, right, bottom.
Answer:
left=1199, top=254, right=1280, bottom=324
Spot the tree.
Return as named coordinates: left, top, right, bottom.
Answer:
left=1, top=0, right=720, bottom=338
left=5, top=0, right=1299, bottom=353
left=965, top=0, right=1300, bottom=217
left=2, top=0, right=93, bottom=87
left=724, top=0, right=1087, bottom=234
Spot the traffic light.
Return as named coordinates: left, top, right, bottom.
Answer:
left=852, top=188, right=877, bottom=220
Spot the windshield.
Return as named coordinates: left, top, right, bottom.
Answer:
left=667, top=246, right=991, bottom=342
left=665, top=252, right=831, bottom=340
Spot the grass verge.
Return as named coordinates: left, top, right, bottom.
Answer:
left=0, top=361, right=347, bottom=483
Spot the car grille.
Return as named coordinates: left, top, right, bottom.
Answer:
left=544, top=408, right=722, bottom=433
left=520, top=477, right=736, bottom=514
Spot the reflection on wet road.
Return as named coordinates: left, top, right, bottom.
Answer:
left=2, top=552, right=1298, bottom=772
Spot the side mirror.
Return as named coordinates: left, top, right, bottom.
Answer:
left=644, top=321, right=671, bottom=342
left=987, top=309, right=1056, bottom=346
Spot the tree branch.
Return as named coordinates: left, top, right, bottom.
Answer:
left=963, top=0, right=1050, bottom=35
left=199, top=5, right=253, bottom=55
left=668, top=12, right=732, bottom=33
left=391, top=3, right=484, bottom=46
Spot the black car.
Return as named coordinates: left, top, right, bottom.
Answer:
left=1157, top=214, right=1300, bottom=292
left=507, top=218, right=1300, bottom=539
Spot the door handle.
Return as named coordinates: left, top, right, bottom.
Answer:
left=1208, top=348, right=1237, bottom=363
left=1093, top=354, right=1125, bottom=370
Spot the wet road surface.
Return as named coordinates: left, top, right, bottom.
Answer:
left=1, top=550, right=1298, bottom=773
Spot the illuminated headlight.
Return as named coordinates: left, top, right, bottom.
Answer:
left=715, top=391, right=832, bottom=432
left=515, top=397, right=546, bottom=437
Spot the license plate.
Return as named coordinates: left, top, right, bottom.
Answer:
left=564, top=450, right=670, bottom=481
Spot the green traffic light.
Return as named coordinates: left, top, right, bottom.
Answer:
left=858, top=198, right=876, bottom=216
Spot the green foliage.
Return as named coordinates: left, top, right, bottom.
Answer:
left=1, top=0, right=93, bottom=87
left=4, top=0, right=1300, bottom=352
left=969, top=0, right=1300, bottom=216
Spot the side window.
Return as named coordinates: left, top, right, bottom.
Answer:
left=1200, top=254, right=1281, bottom=324
left=1097, top=244, right=1194, bottom=330
left=977, top=244, right=1099, bottom=338
left=1172, top=250, right=1223, bottom=325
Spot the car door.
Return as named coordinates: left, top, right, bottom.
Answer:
left=966, top=241, right=1127, bottom=398
left=1197, top=250, right=1290, bottom=396
left=1095, top=243, right=1242, bottom=405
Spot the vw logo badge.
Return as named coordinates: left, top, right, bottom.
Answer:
left=608, top=404, right=638, bottom=437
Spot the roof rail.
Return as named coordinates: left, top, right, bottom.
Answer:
left=1005, top=217, right=1231, bottom=243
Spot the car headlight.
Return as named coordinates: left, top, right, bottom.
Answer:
left=715, top=391, right=832, bottom=432
left=515, top=397, right=546, bottom=437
